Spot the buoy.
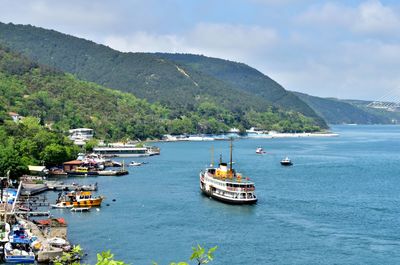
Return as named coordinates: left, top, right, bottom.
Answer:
left=112, top=199, right=116, bottom=202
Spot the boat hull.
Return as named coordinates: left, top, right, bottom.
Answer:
left=66, top=171, right=99, bottom=176
left=4, top=255, right=35, bottom=263
left=200, top=187, right=257, bottom=205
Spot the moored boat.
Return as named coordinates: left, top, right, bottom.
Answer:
left=55, top=191, right=104, bottom=208
left=199, top=140, right=257, bottom=205
left=5, top=223, right=35, bottom=263
left=70, top=207, right=91, bottom=212
left=66, top=166, right=99, bottom=176
left=129, top=161, right=143, bottom=166
left=51, top=202, right=73, bottom=209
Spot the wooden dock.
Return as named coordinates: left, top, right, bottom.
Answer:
left=21, top=183, right=49, bottom=195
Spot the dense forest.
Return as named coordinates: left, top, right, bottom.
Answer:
left=0, top=116, right=79, bottom=178
left=0, top=22, right=326, bottom=129
left=0, top=46, right=321, bottom=144
left=156, top=53, right=327, bottom=127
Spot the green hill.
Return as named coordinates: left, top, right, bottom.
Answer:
left=0, top=22, right=327, bottom=129
left=156, top=53, right=327, bottom=127
left=294, top=92, right=399, bottom=124
left=0, top=45, right=323, bottom=142
left=0, top=46, right=170, bottom=140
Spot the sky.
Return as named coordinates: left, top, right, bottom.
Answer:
left=1, top=0, right=400, bottom=100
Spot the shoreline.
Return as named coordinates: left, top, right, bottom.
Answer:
left=146, top=131, right=339, bottom=143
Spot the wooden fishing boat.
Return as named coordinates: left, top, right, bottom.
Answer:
left=55, top=191, right=104, bottom=207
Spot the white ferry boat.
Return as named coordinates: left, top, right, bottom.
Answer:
left=199, top=141, right=257, bottom=205
left=92, top=145, right=160, bottom=157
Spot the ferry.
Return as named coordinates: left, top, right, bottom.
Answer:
left=199, top=141, right=257, bottom=205
left=93, top=146, right=159, bottom=157
left=53, top=191, right=104, bottom=208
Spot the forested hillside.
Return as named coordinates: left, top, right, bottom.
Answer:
left=0, top=22, right=327, bottom=129
left=156, top=53, right=326, bottom=127
left=0, top=46, right=322, bottom=145
left=294, top=92, right=399, bottom=124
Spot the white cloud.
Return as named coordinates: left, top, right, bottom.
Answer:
left=104, top=23, right=279, bottom=63
left=297, top=0, right=400, bottom=36
left=353, top=0, right=400, bottom=34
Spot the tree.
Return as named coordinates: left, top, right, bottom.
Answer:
left=84, top=139, right=99, bottom=153
left=40, top=143, right=69, bottom=167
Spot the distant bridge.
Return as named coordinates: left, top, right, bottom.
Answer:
left=367, top=87, right=400, bottom=112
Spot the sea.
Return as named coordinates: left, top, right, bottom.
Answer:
left=45, top=125, right=400, bottom=265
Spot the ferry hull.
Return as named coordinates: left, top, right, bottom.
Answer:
left=200, top=188, right=257, bottom=205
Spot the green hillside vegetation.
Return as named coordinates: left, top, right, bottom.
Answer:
left=0, top=45, right=321, bottom=147
left=0, top=116, right=79, bottom=178
left=294, top=92, right=398, bottom=124
left=0, top=22, right=326, bottom=129
left=156, top=53, right=327, bottom=127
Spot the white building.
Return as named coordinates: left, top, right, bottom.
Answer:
left=68, top=128, right=94, bottom=146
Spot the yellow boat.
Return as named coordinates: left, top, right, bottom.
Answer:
left=54, top=191, right=104, bottom=208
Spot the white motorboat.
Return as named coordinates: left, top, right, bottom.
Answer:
left=280, top=157, right=293, bottom=166
left=255, top=147, right=266, bottom=154
left=51, top=202, right=73, bottom=209
left=129, top=161, right=145, bottom=166
left=71, top=207, right=91, bottom=212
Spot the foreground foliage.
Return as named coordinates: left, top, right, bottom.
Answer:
left=54, top=245, right=217, bottom=265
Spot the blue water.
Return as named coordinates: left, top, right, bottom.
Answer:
left=46, top=125, right=400, bottom=264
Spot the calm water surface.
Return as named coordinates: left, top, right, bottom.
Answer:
left=47, top=125, right=400, bottom=264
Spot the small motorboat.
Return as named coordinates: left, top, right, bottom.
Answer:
left=280, top=157, right=293, bottom=166
left=51, top=202, right=73, bottom=209
left=129, top=161, right=143, bottom=166
left=47, top=237, right=70, bottom=248
left=256, top=147, right=266, bottom=154
left=71, top=207, right=91, bottom=212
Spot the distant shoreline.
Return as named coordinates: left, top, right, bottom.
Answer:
left=146, top=131, right=339, bottom=143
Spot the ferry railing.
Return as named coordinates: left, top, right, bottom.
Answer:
left=226, top=187, right=255, bottom=192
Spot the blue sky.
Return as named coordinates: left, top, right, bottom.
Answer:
left=1, top=0, right=400, bottom=100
